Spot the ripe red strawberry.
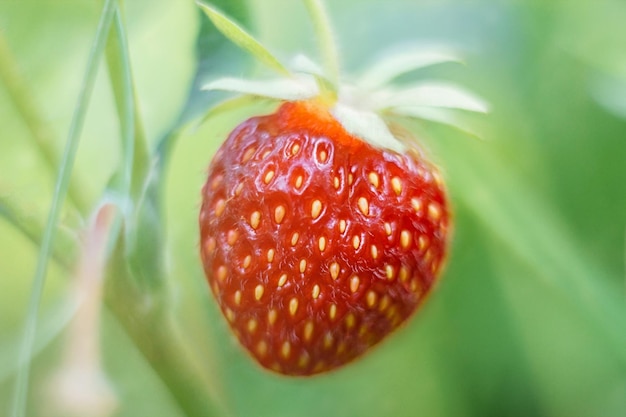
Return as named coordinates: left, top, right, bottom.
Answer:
left=199, top=100, right=450, bottom=376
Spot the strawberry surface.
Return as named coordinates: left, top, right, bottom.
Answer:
left=199, top=101, right=450, bottom=375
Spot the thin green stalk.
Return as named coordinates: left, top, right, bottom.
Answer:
left=0, top=34, right=89, bottom=213
left=10, top=1, right=116, bottom=416
left=102, top=4, right=228, bottom=416
left=104, top=5, right=150, bottom=204
left=103, top=3, right=140, bottom=254
left=303, top=0, right=340, bottom=86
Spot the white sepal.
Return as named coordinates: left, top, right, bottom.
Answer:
left=374, top=81, right=490, bottom=113
left=358, top=46, right=464, bottom=89
left=202, top=76, right=319, bottom=101
left=391, top=106, right=484, bottom=139
left=332, top=103, right=406, bottom=153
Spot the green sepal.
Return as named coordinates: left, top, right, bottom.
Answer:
left=197, top=1, right=291, bottom=76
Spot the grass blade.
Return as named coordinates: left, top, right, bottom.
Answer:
left=197, top=1, right=290, bottom=76
left=10, top=1, right=116, bottom=416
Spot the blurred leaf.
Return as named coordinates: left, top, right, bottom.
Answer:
left=197, top=1, right=290, bottom=76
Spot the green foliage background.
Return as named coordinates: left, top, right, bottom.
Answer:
left=0, top=0, right=625, bottom=416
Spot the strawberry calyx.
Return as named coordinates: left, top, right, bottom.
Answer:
left=197, top=1, right=489, bottom=154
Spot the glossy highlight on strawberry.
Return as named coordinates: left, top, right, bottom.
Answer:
left=199, top=101, right=450, bottom=375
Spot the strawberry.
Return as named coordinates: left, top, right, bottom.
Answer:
left=199, top=100, right=450, bottom=375
left=196, top=1, right=486, bottom=376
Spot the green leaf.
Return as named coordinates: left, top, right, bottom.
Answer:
left=10, top=1, right=117, bottom=416
left=203, top=76, right=318, bottom=100
left=378, top=81, right=489, bottom=113
left=197, top=1, right=290, bottom=76
left=357, top=46, right=464, bottom=89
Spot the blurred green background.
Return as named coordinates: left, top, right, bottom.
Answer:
left=1, top=0, right=625, bottom=416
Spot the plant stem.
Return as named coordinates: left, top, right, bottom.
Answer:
left=9, top=1, right=117, bottom=416
left=104, top=244, right=229, bottom=417
left=0, top=33, right=89, bottom=213
left=104, top=5, right=151, bottom=204
left=102, top=3, right=229, bottom=416
left=303, top=0, right=340, bottom=87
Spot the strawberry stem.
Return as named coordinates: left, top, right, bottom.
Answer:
left=303, top=0, right=340, bottom=88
